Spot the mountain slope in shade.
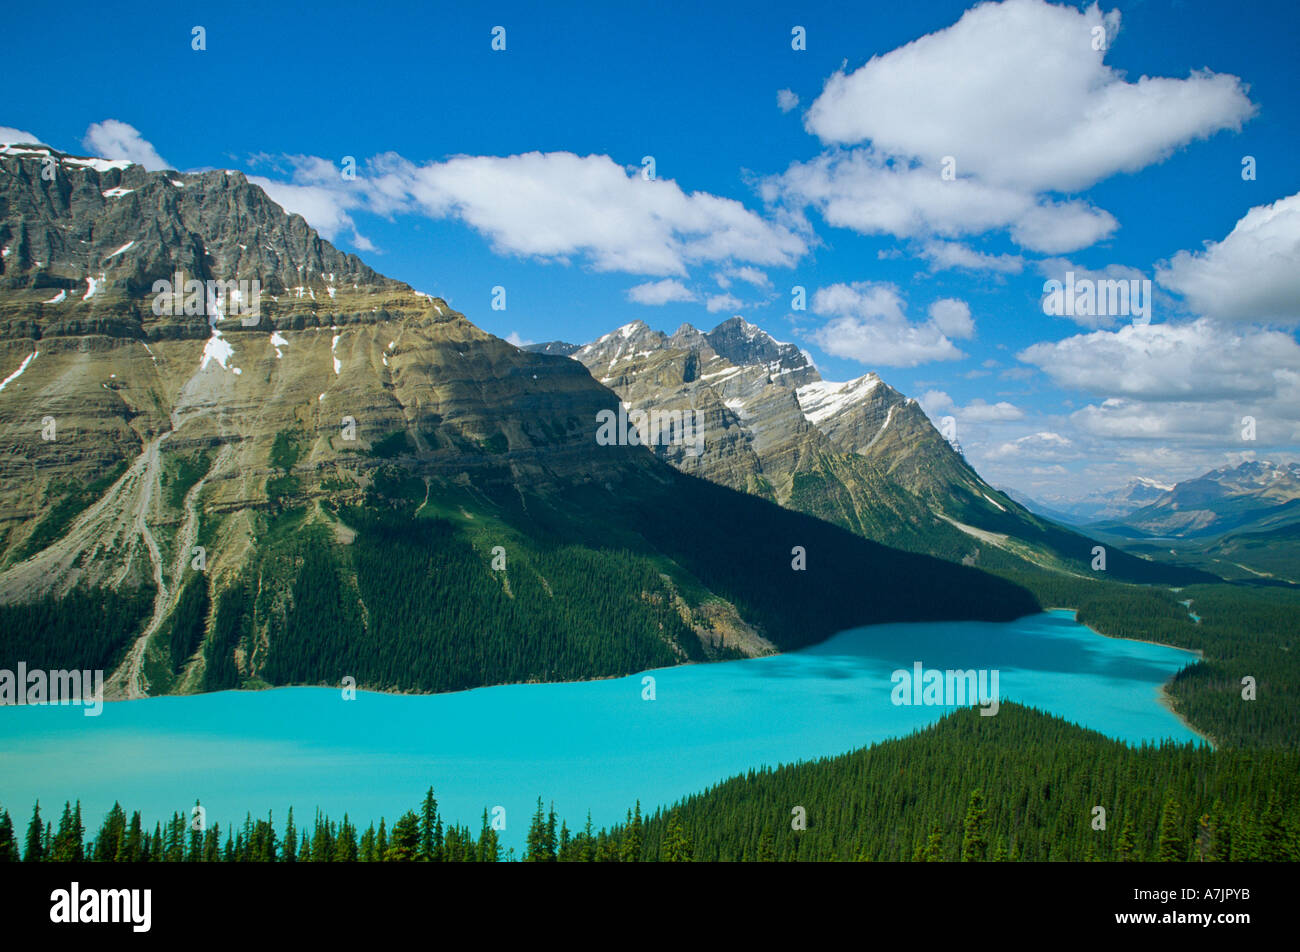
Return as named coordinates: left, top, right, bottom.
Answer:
left=0, top=145, right=1041, bottom=700
left=556, top=317, right=1211, bottom=586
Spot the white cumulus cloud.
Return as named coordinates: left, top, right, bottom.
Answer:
left=1157, top=191, right=1300, bottom=325
left=810, top=282, right=967, bottom=367
left=82, top=120, right=171, bottom=171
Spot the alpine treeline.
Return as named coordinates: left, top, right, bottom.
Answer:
left=5, top=706, right=1297, bottom=863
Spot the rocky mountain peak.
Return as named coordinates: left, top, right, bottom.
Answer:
left=0, top=144, right=434, bottom=343
left=704, top=316, right=810, bottom=376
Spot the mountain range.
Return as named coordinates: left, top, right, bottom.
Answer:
left=1078, top=460, right=1300, bottom=583
left=1002, top=477, right=1173, bottom=525
left=529, top=319, right=1205, bottom=587
left=0, top=142, right=1044, bottom=700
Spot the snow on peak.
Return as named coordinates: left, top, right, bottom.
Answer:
left=105, top=240, right=135, bottom=259
left=44, top=290, right=66, bottom=304
left=1131, top=476, right=1174, bottom=492
left=62, top=156, right=133, bottom=172
left=795, top=374, right=882, bottom=426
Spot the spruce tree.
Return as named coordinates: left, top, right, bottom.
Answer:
left=95, top=803, right=126, bottom=863
left=419, top=788, right=438, bottom=862
left=283, top=807, right=296, bottom=864
left=24, top=802, right=42, bottom=862
left=477, top=809, right=499, bottom=863
left=0, top=811, right=16, bottom=862
left=620, top=802, right=643, bottom=863
left=1157, top=796, right=1185, bottom=862
left=385, top=811, right=420, bottom=862
left=525, top=798, right=550, bottom=862
left=661, top=811, right=693, bottom=862
left=960, top=790, right=987, bottom=862
left=46, top=802, right=79, bottom=862
left=118, top=811, right=143, bottom=863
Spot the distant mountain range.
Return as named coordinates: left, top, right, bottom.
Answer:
left=1047, top=461, right=1300, bottom=583
left=1001, top=477, right=1173, bottom=525
left=1091, top=461, right=1300, bottom=539
left=0, top=143, right=1043, bottom=700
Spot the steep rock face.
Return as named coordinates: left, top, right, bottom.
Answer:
left=0, top=144, right=405, bottom=343
left=564, top=317, right=1207, bottom=584
left=570, top=317, right=980, bottom=515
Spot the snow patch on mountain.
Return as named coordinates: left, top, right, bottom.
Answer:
left=0, top=352, right=38, bottom=392
left=796, top=375, right=881, bottom=426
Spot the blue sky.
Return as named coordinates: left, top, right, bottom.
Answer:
left=4, top=0, right=1298, bottom=502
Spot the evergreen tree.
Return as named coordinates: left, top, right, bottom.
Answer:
left=283, top=807, right=296, bottom=864
left=1158, top=796, right=1185, bottom=862
left=661, top=810, right=693, bottom=862
left=0, top=810, right=16, bottom=862
left=477, top=809, right=499, bottom=863
left=557, top=821, right=572, bottom=862
left=620, top=802, right=643, bottom=863
left=419, top=788, right=439, bottom=862
left=545, top=802, right=558, bottom=860
left=118, top=811, right=143, bottom=863
left=1116, top=818, right=1135, bottom=862
left=922, top=825, right=944, bottom=862
left=961, top=790, right=987, bottom=862
left=756, top=826, right=776, bottom=862
left=525, top=798, right=552, bottom=862
left=203, top=826, right=221, bottom=863
left=94, top=802, right=126, bottom=862
left=385, top=811, right=420, bottom=862
left=580, top=812, right=596, bottom=864
left=990, top=836, right=1008, bottom=862
left=1195, top=812, right=1217, bottom=862
left=24, top=802, right=43, bottom=862
left=334, top=816, right=358, bottom=863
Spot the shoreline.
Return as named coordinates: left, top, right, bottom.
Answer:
left=1046, top=605, right=1212, bottom=747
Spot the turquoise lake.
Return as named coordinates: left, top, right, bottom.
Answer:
left=0, top=610, right=1201, bottom=853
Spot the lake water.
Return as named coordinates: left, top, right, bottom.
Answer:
left=0, top=610, right=1200, bottom=854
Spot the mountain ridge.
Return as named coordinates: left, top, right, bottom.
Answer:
left=0, top=143, right=1041, bottom=701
